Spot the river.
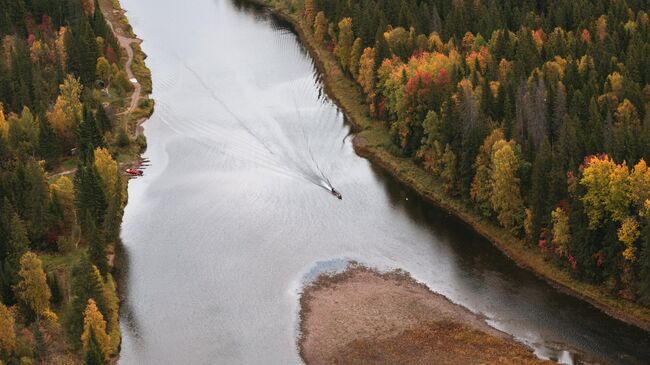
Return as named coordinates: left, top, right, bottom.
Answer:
left=116, top=0, right=650, bottom=364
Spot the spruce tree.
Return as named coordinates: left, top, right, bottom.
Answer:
left=87, top=217, right=108, bottom=276
left=38, top=117, right=58, bottom=162
left=69, top=256, right=106, bottom=341
left=77, top=106, right=103, bottom=160
left=74, top=162, right=108, bottom=230
left=85, top=329, right=107, bottom=365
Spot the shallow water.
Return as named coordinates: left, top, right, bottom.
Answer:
left=117, top=1, right=650, bottom=364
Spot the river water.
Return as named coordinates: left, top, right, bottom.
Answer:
left=116, top=0, right=650, bottom=364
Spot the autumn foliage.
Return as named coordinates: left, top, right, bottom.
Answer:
left=302, top=0, right=650, bottom=303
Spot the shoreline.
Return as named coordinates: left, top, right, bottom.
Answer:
left=255, top=0, right=650, bottom=333
left=99, top=0, right=154, bottom=361
left=299, top=265, right=552, bottom=364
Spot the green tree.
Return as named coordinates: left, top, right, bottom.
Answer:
left=38, top=117, right=58, bottom=162
left=85, top=329, right=107, bottom=365
left=530, top=138, right=552, bottom=241
left=68, top=257, right=107, bottom=342
left=74, top=162, right=108, bottom=231
left=87, top=219, right=108, bottom=275
left=3, top=213, right=30, bottom=300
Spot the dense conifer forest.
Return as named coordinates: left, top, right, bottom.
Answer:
left=282, top=0, right=650, bottom=308
left=0, top=0, right=144, bottom=363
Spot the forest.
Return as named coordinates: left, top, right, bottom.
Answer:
left=287, top=0, right=650, bottom=307
left=0, top=0, right=141, bottom=363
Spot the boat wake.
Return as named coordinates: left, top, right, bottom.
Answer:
left=157, top=59, right=341, bottom=196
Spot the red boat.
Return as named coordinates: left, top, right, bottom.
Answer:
left=126, top=168, right=143, bottom=176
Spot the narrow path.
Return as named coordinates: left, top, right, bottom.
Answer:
left=102, top=7, right=143, bottom=118
left=48, top=3, right=147, bottom=179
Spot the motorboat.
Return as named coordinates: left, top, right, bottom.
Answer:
left=126, top=168, right=143, bottom=176
left=331, top=188, right=342, bottom=200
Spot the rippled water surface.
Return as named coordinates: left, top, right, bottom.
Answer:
left=117, top=1, right=650, bottom=364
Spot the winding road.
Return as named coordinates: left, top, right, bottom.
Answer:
left=49, top=3, right=147, bottom=180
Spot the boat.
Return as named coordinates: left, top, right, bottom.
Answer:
left=331, top=188, right=342, bottom=200
left=126, top=168, right=144, bottom=176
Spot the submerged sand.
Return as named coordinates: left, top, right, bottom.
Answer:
left=298, top=265, right=552, bottom=365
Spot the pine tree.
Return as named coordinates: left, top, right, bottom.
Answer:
left=530, top=138, right=552, bottom=242
left=74, top=162, right=108, bottom=230
left=85, top=328, right=107, bottom=365
left=95, top=105, right=112, bottom=134
left=38, top=117, right=58, bottom=162
left=70, top=257, right=107, bottom=341
left=77, top=106, right=103, bottom=161
left=87, top=218, right=108, bottom=275
left=3, top=213, right=30, bottom=300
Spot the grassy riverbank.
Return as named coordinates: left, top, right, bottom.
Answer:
left=258, top=0, right=650, bottom=333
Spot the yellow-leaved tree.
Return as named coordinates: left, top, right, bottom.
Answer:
left=94, top=147, right=118, bottom=200
left=349, top=37, right=362, bottom=79
left=47, top=75, right=83, bottom=141
left=15, top=252, right=51, bottom=316
left=81, top=299, right=111, bottom=360
left=0, top=302, right=16, bottom=355
left=357, top=47, right=376, bottom=97
left=50, top=176, right=76, bottom=224
left=0, top=103, right=8, bottom=140
left=96, top=57, right=112, bottom=85
left=103, top=275, right=121, bottom=352
left=335, top=18, right=354, bottom=72
left=471, top=129, right=504, bottom=217
left=313, top=11, right=327, bottom=44
left=630, top=159, right=650, bottom=209
left=490, top=139, right=524, bottom=233
left=551, top=207, right=571, bottom=257
left=618, top=217, right=640, bottom=261
left=580, top=155, right=633, bottom=229
left=303, top=0, right=315, bottom=28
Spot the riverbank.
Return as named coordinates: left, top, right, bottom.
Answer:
left=257, top=0, right=650, bottom=333
left=299, top=265, right=552, bottom=364
left=40, top=0, right=154, bottom=362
